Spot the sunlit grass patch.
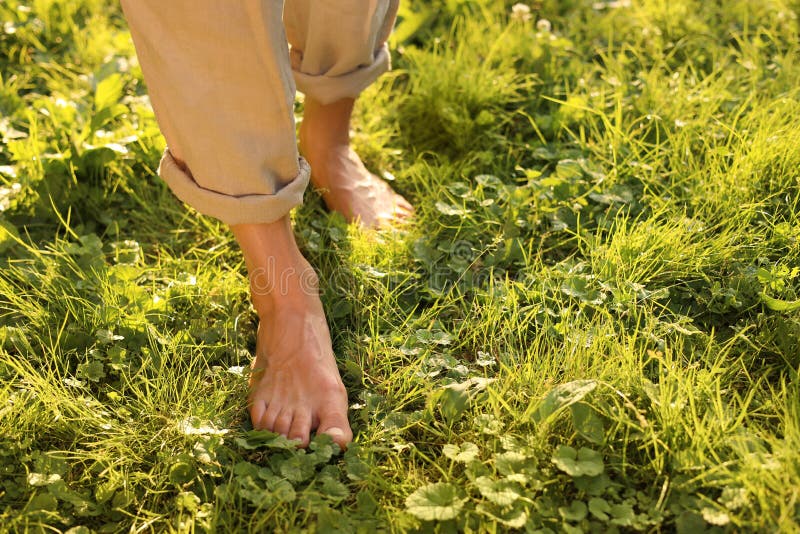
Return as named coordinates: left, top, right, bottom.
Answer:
left=1, top=0, right=800, bottom=531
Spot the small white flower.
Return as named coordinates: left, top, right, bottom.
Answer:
left=227, top=365, right=246, bottom=376
left=536, top=18, right=552, bottom=32
left=511, top=3, right=532, bottom=22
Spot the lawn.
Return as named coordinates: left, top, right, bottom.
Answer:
left=1, top=0, right=800, bottom=532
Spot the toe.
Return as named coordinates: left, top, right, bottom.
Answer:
left=378, top=209, right=413, bottom=228
left=288, top=409, right=312, bottom=448
left=317, top=411, right=353, bottom=449
left=396, top=195, right=414, bottom=213
left=273, top=409, right=293, bottom=437
left=395, top=205, right=414, bottom=219
left=260, top=403, right=282, bottom=432
left=249, top=399, right=268, bottom=430
left=389, top=196, right=414, bottom=221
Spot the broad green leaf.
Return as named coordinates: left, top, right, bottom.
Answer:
left=474, top=414, right=504, bottom=435
left=474, top=476, right=522, bottom=506
left=96, top=329, right=123, bottom=344
left=475, top=351, right=496, bottom=367
left=443, top=442, right=479, bottom=463
left=356, top=490, right=378, bottom=515
left=235, top=429, right=298, bottom=450
left=95, top=478, right=120, bottom=504
left=588, top=190, right=630, bottom=205
left=94, top=73, right=124, bottom=111
left=77, top=360, right=106, bottom=382
left=256, top=466, right=273, bottom=480
left=675, top=511, right=708, bottom=534
left=265, top=476, right=297, bottom=503
left=505, top=473, right=531, bottom=485
left=574, top=447, right=604, bottom=476
left=415, top=329, right=454, bottom=346
left=610, top=503, right=635, bottom=526
left=330, top=299, right=353, bottom=319
left=561, top=276, right=606, bottom=305
left=588, top=497, right=612, bottom=520
left=344, top=445, right=370, bottom=481
left=551, top=446, right=604, bottom=477
left=168, top=460, right=195, bottom=485
left=90, top=102, right=128, bottom=132
left=476, top=501, right=528, bottom=528
left=435, top=201, right=469, bottom=217
left=238, top=474, right=291, bottom=508
left=494, top=451, right=528, bottom=475
left=214, top=483, right=235, bottom=504
left=48, top=480, right=95, bottom=518
left=570, top=402, right=605, bottom=444
left=232, top=461, right=260, bottom=478
left=559, top=500, right=588, bottom=522
left=32, top=452, right=68, bottom=478
left=405, top=482, right=467, bottom=521
left=175, top=491, right=200, bottom=512
left=531, top=146, right=559, bottom=161
left=431, top=381, right=481, bottom=424
left=28, top=492, right=58, bottom=512
left=555, top=159, right=584, bottom=180
left=192, top=441, right=214, bottom=464
left=279, top=454, right=316, bottom=483
left=320, top=477, right=350, bottom=502
left=534, top=380, right=597, bottom=422
left=539, top=176, right=565, bottom=188
left=316, top=506, right=353, bottom=534
left=238, top=486, right=272, bottom=507
left=574, top=472, right=613, bottom=495
left=501, top=508, right=528, bottom=529
left=308, top=433, right=338, bottom=464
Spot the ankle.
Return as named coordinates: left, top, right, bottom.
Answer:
left=249, top=262, right=320, bottom=315
left=300, top=97, right=355, bottom=150
left=230, top=217, right=321, bottom=316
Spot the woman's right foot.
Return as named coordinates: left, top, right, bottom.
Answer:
left=231, top=218, right=352, bottom=449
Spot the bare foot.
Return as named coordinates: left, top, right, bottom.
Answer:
left=299, top=97, right=413, bottom=228
left=231, top=218, right=352, bottom=449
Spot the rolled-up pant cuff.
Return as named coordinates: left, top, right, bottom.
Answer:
left=159, top=149, right=311, bottom=226
left=291, top=44, right=391, bottom=105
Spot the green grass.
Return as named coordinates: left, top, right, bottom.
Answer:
left=2, top=0, right=800, bottom=531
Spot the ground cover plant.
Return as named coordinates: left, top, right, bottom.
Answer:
left=1, top=0, right=800, bottom=531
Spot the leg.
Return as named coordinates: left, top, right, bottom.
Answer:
left=121, top=0, right=351, bottom=448
left=284, top=0, right=414, bottom=227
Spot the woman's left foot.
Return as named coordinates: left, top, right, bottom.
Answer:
left=299, top=97, right=413, bottom=228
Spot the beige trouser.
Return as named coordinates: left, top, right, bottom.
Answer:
left=120, top=0, right=398, bottom=225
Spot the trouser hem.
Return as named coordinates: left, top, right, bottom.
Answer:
left=292, top=44, right=391, bottom=104
left=158, top=149, right=311, bottom=225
